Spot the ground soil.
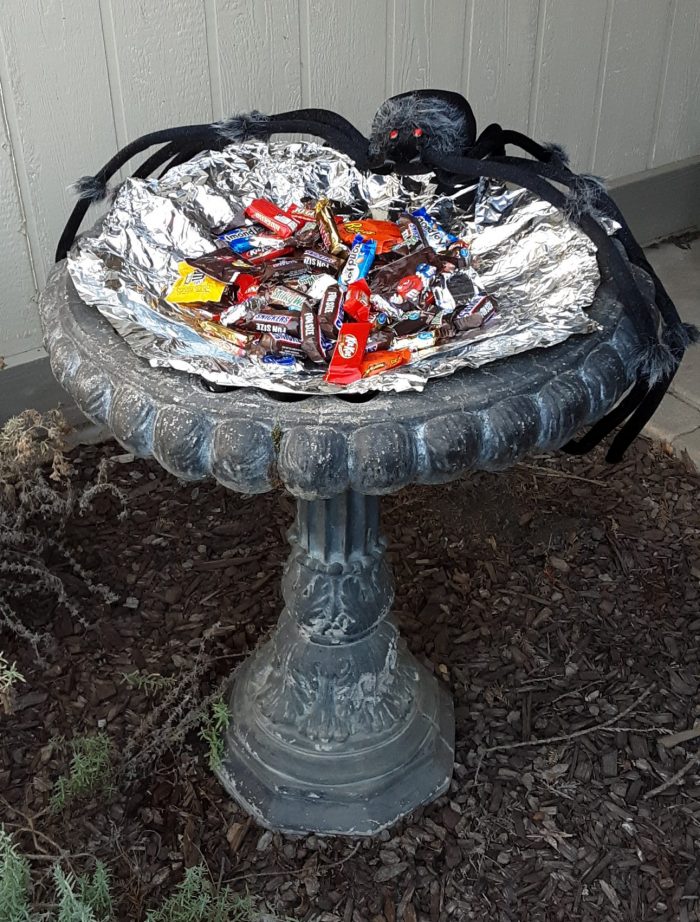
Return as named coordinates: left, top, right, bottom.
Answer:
left=1, top=437, right=699, bottom=921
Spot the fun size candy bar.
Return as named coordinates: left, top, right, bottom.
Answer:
left=245, top=198, right=302, bottom=238
left=165, top=262, right=227, bottom=304
left=339, top=234, right=377, bottom=288
left=410, top=207, right=458, bottom=252
left=300, top=305, right=327, bottom=364
left=337, top=218, right=403, bottom=254
left=242, top=310, right=301, bottom=337
left=318, top=284, right=345, bottom=338
left=303, top=248, right=344, bottom=271
left=218, top=224, right=267, bottom=253
left=342, top=279, right=371, bottom=322
left=451, top=295, right=497, bottom=331
left=267, top=285, right=310, bottom=312
left=360, top=349, right=411, bottom=378
left=185, top=248, right=257, bottom=284
left=324, top=321, right=373, bottom=386
left=315, top=198, right=348, bottom=256
left=245, top=243, right=295, bottom=264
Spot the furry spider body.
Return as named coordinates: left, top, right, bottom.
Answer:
left=56, top=90, right=696, bottom=460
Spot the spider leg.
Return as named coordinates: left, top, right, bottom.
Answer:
left=56, top=122, right=225, bottom=260
left=424, top=149, right=678, bottom=460
left=57, top=109, right=371, bottom=259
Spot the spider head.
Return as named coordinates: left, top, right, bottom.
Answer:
left=368, top=90, right=475, bottom=170
left=379, top=124, right=428, bottom=166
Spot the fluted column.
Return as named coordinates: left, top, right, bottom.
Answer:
left=217, top=491, right=454, bottom=836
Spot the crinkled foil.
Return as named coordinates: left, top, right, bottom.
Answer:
left=68, top=140, right=612, bottom=395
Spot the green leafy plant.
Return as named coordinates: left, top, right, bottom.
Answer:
left=0, top=652, right=25, bottom=715
left=0, top=830, right=275, bottom=922
left=53, top=863, right=113, bottom=922
left=145, top=865, right=254, bottom=922
left=50, top=733, right=114, bottom=813
left=121, top=671, right=176, bottom=694
left=199, top=696, right=230, bottom=771
left=0, top=825, right=32, bottom=921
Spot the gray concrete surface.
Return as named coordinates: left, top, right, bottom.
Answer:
left=644, top=239, right=700, bottom=468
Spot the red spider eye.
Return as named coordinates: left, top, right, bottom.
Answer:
left=413, top=127, right=424, bottom=138
left=389, top=129, right=399, bottom=140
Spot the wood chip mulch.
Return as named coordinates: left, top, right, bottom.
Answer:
left=1, top=437, right=699, bottom=921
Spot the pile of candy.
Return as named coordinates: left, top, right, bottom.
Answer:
left=165, top=195, right=498, bottom=386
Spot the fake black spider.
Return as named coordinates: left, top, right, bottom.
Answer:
left=56, top=89, right=697, bottom=462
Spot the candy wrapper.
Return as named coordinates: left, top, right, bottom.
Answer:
left=67, top=139, right=614, bottom=395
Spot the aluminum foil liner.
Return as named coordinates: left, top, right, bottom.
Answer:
left=68, top=140, right=612, bottom=395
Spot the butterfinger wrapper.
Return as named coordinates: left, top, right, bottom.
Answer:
left=165, top=262, right=227, bottom=304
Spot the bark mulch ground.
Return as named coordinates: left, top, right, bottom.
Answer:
left=1, top=437, right=699, bottom=921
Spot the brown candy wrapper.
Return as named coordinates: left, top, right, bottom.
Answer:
left=185, top=249, right=259, bottom=284
left=300, top=305, right=326, bottom=364
left=371, top=246, right=444, bottom=297
left=242, top=310, right=301, bottom=337
left=318, top=284, right=345, bottom=338
left=267, top=285, right=310, bottom=312
left=258, top=331, right=305, bottom=357
left=452, top=295, right=498, bottom=331
left=303, top=248, right=344, bottom=271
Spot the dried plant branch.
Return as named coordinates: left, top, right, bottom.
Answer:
left=481, top=686, right=655, bottom=754
left=644, top=748, right=700, bottom=800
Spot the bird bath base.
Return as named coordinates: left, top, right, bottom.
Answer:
left=216, top=490, right=455, bottom=836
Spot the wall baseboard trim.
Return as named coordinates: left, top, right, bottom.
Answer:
left=2, top=157, right=698, bottom=423
left=609, top=155, right=700, bottom=246
left=0, top=356, right=86, bottom=427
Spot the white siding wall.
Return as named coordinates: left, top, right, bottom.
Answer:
left=1, top=0, right=698, bottom=365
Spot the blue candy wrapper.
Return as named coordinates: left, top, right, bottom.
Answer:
left=411, top=208, right=458, bottom=251
left=338, top=234, right=377, bottom=289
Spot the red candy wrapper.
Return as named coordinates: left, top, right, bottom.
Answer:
left=324, top=321, right=372, bottom=386
left=245, top=198, right=302, bottom=239
left=287, top=202, right=316, bottom=224
left=235, top=273, right=260, bottom=300
left=342, top=279, right=371, bottom=322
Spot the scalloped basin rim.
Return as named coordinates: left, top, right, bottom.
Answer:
left=39, top=260, right=648, bottom=498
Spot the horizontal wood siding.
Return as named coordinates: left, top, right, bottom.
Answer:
left=0, top=0, right=697, bottom=364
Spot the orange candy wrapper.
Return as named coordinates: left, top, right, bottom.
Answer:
left=336, top=218, right=403, bottom=254
left=360, top=349, right=411, bottom=378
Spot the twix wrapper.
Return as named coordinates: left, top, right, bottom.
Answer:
left=315, top=198, right=348, bottom=256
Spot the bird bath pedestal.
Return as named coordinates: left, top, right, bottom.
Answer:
left=39, top=260, right=648, bottom=835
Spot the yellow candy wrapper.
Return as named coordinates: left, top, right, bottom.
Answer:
left=165, top=262, right=227, bottom=304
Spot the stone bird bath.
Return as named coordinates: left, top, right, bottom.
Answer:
left=39, top=259, right=648, bottom=835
